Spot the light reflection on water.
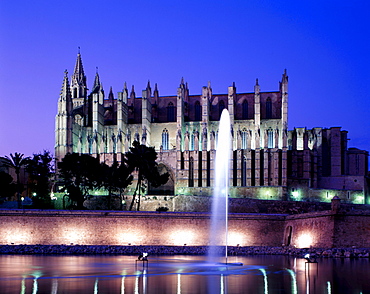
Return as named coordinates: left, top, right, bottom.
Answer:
left=0, top=255, right=368, bottom=293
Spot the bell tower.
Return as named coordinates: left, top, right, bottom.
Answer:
left=71, top=49, right=87, bottom=108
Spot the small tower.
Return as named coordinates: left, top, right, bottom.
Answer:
left=55, top=70, right=73, bottom=162
left=71, top=50, right=87, bottom=108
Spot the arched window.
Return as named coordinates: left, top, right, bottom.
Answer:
left=242, top=154, right=247, bottom=186
left=219, top=100, right=225, bottom=118
left=195, top=101, right=201, bottom=121
left=268, top=129, right=274, bottom=148
left=241, top=128, right=248, bottom=149
left=112, top=135, right=117, bottom=153
left=88, top=136, right=93, bottom=154
left=167, top=102, right=175, bottom=122
left=162, top=129, right=169, bottom=150
left=266, top=97, right=272, bottom=119
left=190, top=132, right=195, bottom=151
left=189, top=157, right=194, bottom=187
left=242, top=100, right=248, bottom=119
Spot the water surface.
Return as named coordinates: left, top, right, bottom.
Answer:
left=0, top=255, right=368, bottom=293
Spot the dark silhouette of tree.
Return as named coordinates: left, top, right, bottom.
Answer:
left=58, top=153, right=102, bottom=209
left=125, top=140, right=169, bottom=211
left=27, top=151, right=54, bottom=208
left=0, top=171, right=17, bottom=200
left=100, top=160, right=133, bottom=209
left=1, top=152, right=29, bottom=208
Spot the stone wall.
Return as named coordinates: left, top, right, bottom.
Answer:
left=284, top=212, right=335, bottom=248
left=1, top=203, right=369, bottom=248
left=0, top=210, right=285, bottom=247
left=332, top=212, right=370, bottom=247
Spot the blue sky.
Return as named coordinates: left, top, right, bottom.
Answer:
left=0, top=0, right=369, bottom=157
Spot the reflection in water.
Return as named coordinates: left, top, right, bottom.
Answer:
left=51, top=278, right=58, bottom=294
left=31, top=270, right=42, bottom=294
left=258, top=268, right=268, bottom=294
left=94, top=278, right=98, bottom=294
left=134, top=274, right=139, bottom=294
left=177, top=274, right=181, bottom=294
left=220, top=274, right=224, bottom=294
left=121, top=275, right=125, bottom=294
left=286, top=269, right=297, bottom=294
left=0, top=255, right=368, bottom=294
left=327, top=281, right=332, bottom=294
left=20, top=277, right=25, bottom=294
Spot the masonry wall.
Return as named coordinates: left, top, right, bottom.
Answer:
left=0, top=210, right=285, bottom=247
left=332, top=212, right=370, bottom=247
left=284, top=212, right=335, bottom=248
left=1, top=208, right=369, bottom=248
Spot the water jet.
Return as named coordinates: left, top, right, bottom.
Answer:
left=208, top=109, right=242, bottom=266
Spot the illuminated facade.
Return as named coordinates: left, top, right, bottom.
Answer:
left=55, top=53, right=369, bottom=203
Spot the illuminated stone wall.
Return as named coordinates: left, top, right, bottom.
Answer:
left=284, top=212, right=335, bottom=248
left=1, top=208, right=369, bottom=248
left=0, top=210, right=285, bottom=247
left=284, top=210, right=370, bottom=248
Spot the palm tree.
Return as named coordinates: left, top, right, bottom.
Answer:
left=1, top=152, right=30, bottom=208
left=125, top=141, right=169, bottom=211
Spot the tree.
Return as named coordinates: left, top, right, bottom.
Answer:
left=27, top=151, right=54, bottom=208
left=0, top=171, right=17, bottom=200
left=100, top=160, right=133, bottom=209
left=125, top=140, right=169, bottom=211
left=1, top=152, right=30, bottom=208
left=58, top=153, right=103, bottom=209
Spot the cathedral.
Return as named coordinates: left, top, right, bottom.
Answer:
left=55, top=53, right=369, bottom=204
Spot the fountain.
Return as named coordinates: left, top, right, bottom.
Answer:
left=207, top=108, right=232, bottom=264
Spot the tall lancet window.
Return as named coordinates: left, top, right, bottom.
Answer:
left=162, top=129, right=169, bottom=150
left=266, top=97, right=272, bottom=119
left=268, top=129, right=274, bottom=148
left=88, top=136, right=93, bottom=154
left=219, top=100, right=225, bottom=118
left=195, top=101, right=201, bottom=121
left=167, top=102, right=175, bottom=122
left=241, top=128, right=248, bottom=149
left=190, top=132, right=195, bottom=151
left=189, top=157, right=194, bottom=187
left=112, top=135, right=117, bottom=153
left=242, top=100, right=248, bottom=119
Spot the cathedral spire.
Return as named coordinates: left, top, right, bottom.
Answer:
left=71, top=50, right=87, bottom=98
left=92, top=70, right=101, bottom=93
left=60, top=70, right=72, bottom=102
left=108, top=86, right=114, bottom=101
left=282, top=69, right=288, bottom=84
left=72, top=47, right=86, bottom=84
left=130, top=85, right=136, bottom=100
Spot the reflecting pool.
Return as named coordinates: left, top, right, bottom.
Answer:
left=0, top=255, right=368, bottom=293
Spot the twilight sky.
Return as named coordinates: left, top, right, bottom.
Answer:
left=0, top=0, right=369, bottom=157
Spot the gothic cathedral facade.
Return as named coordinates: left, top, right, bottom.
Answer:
left=56, top=53, right=369, bottom=203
